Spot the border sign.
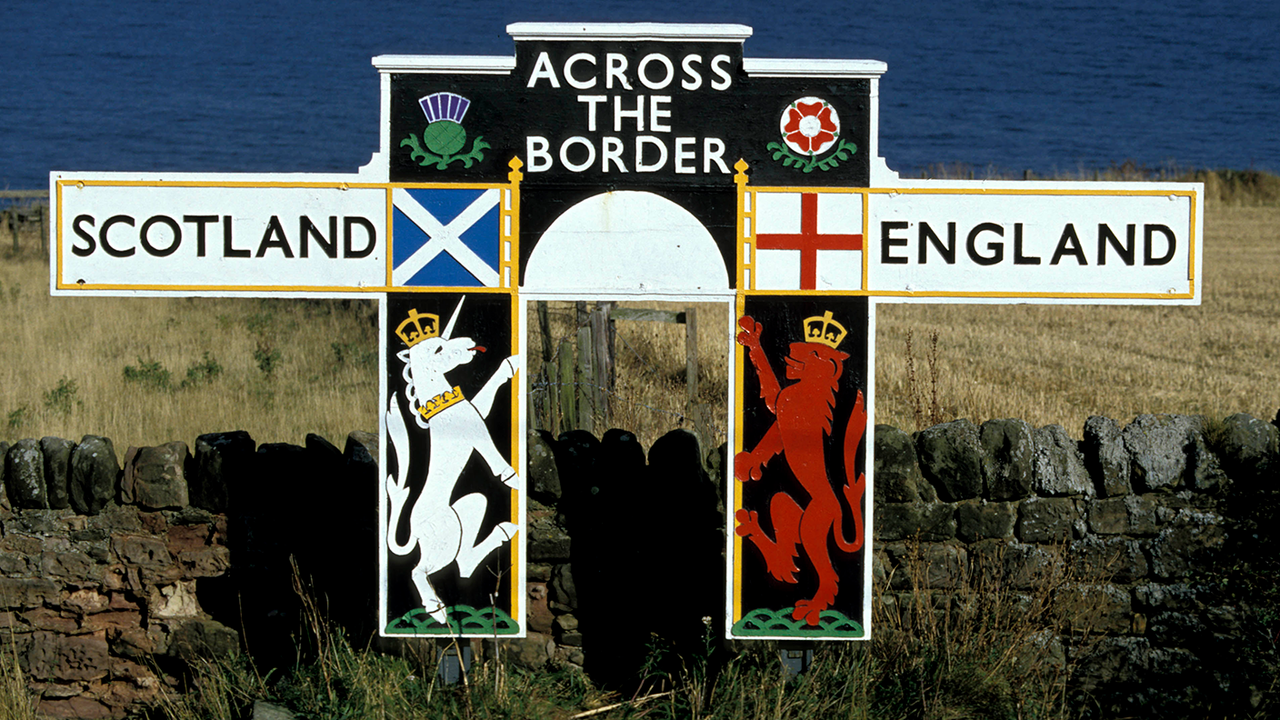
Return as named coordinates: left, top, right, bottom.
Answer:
left=49, top=22, right=1202, bottom=641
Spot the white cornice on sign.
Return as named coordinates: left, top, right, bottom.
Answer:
left=505, top=22, right=753, bottom=42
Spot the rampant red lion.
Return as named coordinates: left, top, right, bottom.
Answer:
left=734, top=313, right=867, bottom=626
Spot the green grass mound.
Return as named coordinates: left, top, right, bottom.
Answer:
left=732, top=607, right=865, bottom=637
left=385, top=604, right=519, bottom=635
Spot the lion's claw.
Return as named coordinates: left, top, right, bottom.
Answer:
left=736, top=315, right=762, bottom=349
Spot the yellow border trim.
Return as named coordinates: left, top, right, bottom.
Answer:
left=732, top=292, right=745, bottom=626
left=736, top=171, right=1200, bottom=301
left=55, top=175, right=526, bottom=294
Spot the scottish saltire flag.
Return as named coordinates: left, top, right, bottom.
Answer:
left=392, top=188, right=501, bottom=287
left=755, top=192, right=863, bottom=291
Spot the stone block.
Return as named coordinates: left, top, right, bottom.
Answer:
left=110, top=626, right=156, bottom=659
left=550, top=564, right=577, bottom=611
left=874, top=425, right=934, bottom=503
left=527, top=501, right=571, bottom=562
left=980, top=418, right=1035, bottom=500
left=502, top=631, right=554, bottom=670
left=915, top=419, right=985, bottom=501
left=149, top=581, right=202, bottom=618
left=955, top=499, right=1016, bottom=543
left=0, top=577, right=60, bottom=609
left=176, top=547, right=231, bottom=579
left=527, top=582, right=553, bottom=634
left=1149, top=509, right=1226, bottom=580
left=1147, top=610, right=1206, bottom=645
left=971, top=540, right=1064, bottom=590
left=192, top=431, right=255, bottom=512
left=875, top=502, right=956, bottom=542
left=1073, top=636, right=1151, bottom=693
left=27, top=631, right=110, bottom=681
left=37, top=696, right=114, bottom=720
left=166, top=523, right=211, bottom=554
left=1123, top=494, right=1162, bottom=535
left=0, top=440, right=8, bottom=512
left=20, top=607, right=79, bottom=633
left=121, top=442, right=191, bottom=509
left=80, top=610, right=144, bottom=633
left=69, top=436, right=120, bottom=515
left=40, top=551, right=95, bottom=582
left=85, top=504, right=142, bottom=534
left=1122, top=414, right=1200, bottom=492
left=1188, top=432, right=1229, bottom=492
left=1132, top=583, right=1200, bottom=612
left=113, top=535, right=171, bottom=569
left=1087, top=497, right=1128, bottom=535
left=1083, top=416, right=1131, bottom=497
left=1070, top=536, right=1148, bottom=584
left=40, top=436, right=74, bottom=510
left=167, top=618, right=239, bottom=662
left=1055, top=583, right=1133, bottom=634
left=528, top=430, right=562, bottom=504
left=554, top=613, right=582, bottom=645
left=1216, top=412, right=1278, bottom=488
left=6, top=439, right=48, bottom=509
left=252, top=700, right=298, bottom=720
left=1032, top=424, right=1091, bottom=496
left=884, top=543, right=967, bottom=590
left=1017, top=497, right=1081, bottom=543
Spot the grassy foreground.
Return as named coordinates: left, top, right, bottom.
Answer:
left=1, top=541, right=1111, bottom=720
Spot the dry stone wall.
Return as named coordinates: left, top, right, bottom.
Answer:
left=871, top=412, right=1279, bottom=717
left=0, top=430, right=378, bottom=719
left=2, top=411, right=1277, bottom=718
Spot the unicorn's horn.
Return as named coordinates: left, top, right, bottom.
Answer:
left=442, top=296, right=465, bottom=339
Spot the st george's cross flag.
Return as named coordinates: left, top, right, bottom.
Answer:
left=392, top=187, right=501, bottom=287
left=754, top=192, right=863, bottom=291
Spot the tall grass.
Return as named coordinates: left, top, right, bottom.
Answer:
left=1, top=639, right=36, bottom=720
left=139, top=542, right=1106, bottom=720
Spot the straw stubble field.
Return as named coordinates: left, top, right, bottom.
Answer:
left=0, top=203, right=1275, bottom=451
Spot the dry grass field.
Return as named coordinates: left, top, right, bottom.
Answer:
left=1, top=188, right=1275, bottom=453
left=0, top=245, right=378, bottom=449
left=874, top=204, right=1280, bottom=432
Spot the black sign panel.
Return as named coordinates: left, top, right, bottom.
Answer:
left=389, top=40, right=870, bottom=189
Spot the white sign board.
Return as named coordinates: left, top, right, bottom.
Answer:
left=51, top=176, right=387, bottom=294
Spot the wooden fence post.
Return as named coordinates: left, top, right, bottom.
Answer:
left=684, top=306, right=713, bottom=455
left=590, top=302, right=613, bottom=427
left=536, top=301, right=555, bottom=433
left=575, top=302, right=594, bottom=434
left=558, top=339, right=576, bottom=432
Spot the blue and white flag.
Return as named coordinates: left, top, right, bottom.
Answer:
left=392, top=188, right=501, bottom=287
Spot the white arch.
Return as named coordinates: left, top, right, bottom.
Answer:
left=523, top=191, right=729, bottom=295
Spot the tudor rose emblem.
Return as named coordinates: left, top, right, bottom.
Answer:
left=768, top=97, right=858, bottom=173
left=401, top=92, right=490, bottom=169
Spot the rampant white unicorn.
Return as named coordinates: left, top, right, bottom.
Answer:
left=385, top=296, right=521, bottom=623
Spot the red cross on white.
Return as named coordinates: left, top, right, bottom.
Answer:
left=755, top=193, right=863, bottom=290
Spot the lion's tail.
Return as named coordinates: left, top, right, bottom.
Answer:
left=834, top=390, right=867, bottom=554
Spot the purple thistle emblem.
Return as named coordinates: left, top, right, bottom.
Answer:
left=402, top=92, right=489, bottom=170
left=419, top=92, right=470, bottom=124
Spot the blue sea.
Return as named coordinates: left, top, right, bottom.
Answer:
left=2, top=0, right=1277, bottom=190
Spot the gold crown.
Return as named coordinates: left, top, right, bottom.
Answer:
left=803, top=310, right=847, bottom=349
left=396, top=309, right=440, bottom=348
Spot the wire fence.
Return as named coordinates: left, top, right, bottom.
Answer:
left=1, top=192, right=48, bottom=254
left=526, top=300, right=728, bottom=452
